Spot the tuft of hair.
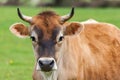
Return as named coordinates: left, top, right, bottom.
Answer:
left=38, top=11, right=58, bottom=16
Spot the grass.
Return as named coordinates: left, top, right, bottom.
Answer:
left=0, top=6, right=120, bottom=80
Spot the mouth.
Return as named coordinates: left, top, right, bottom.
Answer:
left=41, top=66, right=56, bottom=72
left=36, top=65, right=57, bottom=72
left=38, top=66, right=57, bottom=72
left=41, top=69, right=57, bottom=72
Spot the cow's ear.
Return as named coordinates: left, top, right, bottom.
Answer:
left=9, top=23, right=29, bottom=38
left=64, top=22, right=84, bottom=36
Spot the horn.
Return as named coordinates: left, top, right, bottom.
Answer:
left=17, top=8, right=32, bottom=23
left=61, top=7, right=74, bottom=23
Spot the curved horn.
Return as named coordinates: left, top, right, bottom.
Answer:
left=17, top=8, right=32, bottom=23
left=61, top=7, right=74, bottom=23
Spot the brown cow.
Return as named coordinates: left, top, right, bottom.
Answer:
left=9, top=8, right=120, bottom=80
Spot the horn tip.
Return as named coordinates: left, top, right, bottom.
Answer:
left=17, top=8, right=24, bottom=22
left=70, top=7, right=74, bottom=17
left=17, top=8, right=20, bottom=12
left=17, top=8, right=20, bottom=15
left=72, top=6, right=75, bottom=11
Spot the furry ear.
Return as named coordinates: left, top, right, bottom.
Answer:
left=64, top=22, right=84, bottom=36
left=9, top=23, right=29, bottom=38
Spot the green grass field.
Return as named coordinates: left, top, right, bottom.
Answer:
left=0, top=6, right=120, bottom=80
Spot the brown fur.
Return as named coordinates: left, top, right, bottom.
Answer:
left=32, top=21, right=120, bottom=80
left=55, top=23, right=120, bottom=80
left=80, top=23, right=120, bottom=80
left=65, top=23, right=83, bottom=35
left=31, top=11, right=61, bottom=40
left=14, top=24, right=29, bottom=35
left=10, top=10, right=120, bottom=80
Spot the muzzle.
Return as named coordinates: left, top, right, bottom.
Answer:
left=36, top=57, right=57, bottom=72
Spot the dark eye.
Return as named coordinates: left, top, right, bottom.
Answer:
left=30, top=36, right=36, bottom=41
left=58, top=36, right=64, bottom=42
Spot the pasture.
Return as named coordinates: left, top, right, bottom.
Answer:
left=0, top=6, right=120, bottom=80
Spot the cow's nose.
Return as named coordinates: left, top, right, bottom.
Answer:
left=38, top=58, right=55, bottom=72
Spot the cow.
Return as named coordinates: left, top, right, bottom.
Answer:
left=9, top=7, right=120, bottom=80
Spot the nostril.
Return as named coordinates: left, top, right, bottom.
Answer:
left=38, top=60, right=43, bottom=67
left=50, top=60, right=54, bottom=66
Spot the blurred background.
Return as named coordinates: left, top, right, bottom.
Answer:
left=0, top=0, right=120, bottom=7
left=0, top=0, right=120, bottom=80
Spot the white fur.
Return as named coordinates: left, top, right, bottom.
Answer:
left=40, top=71, right=58, bottom=80
left=31, top=30, right=39, bottom=42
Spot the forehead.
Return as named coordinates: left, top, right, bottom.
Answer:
left=32, top=11, right=60, bottom=27
left=32, top=26, right=60, bottom=34
left=30, top=11, right=62, bottom=38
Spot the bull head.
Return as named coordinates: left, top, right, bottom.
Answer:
left=10, top=7, right=84, bottom=73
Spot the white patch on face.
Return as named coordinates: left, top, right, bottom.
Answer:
left=36, top=62, right=40, bottom=70
left=31, top=30, right=39, bottom=59
left=31, top=30, right=38, bottom=42
left=36, top=57, right=57, bottom=71
left=56, top=30, right=64, bottom=43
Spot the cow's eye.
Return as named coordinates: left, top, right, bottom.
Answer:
left=30, top=36, right=36, bottom=41
left=58, top=36, right=64, bottom=42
